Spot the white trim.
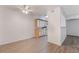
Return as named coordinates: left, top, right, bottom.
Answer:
left=66, top=15, right=79, bottom=20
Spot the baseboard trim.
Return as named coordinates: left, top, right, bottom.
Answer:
left=0, top=36, right=47, bottom=46
left=67, top=35, right=79, bottom=37
left=0, top=37, right=34, bottom=46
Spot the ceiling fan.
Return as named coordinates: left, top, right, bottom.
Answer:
left=18, top=5, right=32, bottom=14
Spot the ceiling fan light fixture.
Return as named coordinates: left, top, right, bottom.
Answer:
left=22, top=9, right=29, bottom=14
left=25, top=11, right=29, bottom=14
left=18, top=5, right=32, bottom=14
left=22, top=5, right=32, bottom=14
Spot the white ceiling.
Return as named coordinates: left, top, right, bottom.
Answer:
left=28, top=5, right=79, bottom=20
left=0, top=5, right=57, bottom=16
left=0, top=5, right=79, bottom=20
left=23, top=5, right=79, bottom=20
left=25, top=5, right=58, bottom=16
left=61, top=5, right=79, bottom=19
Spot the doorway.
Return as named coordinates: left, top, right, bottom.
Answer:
left=35, top=19, right=48, bottom=39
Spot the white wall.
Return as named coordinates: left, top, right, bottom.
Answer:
left=48, top=7, right=66, bottom=45
left=67, top=20, right=79, bottom=36
left=60, top=12, right=66, bottom=27
left=0, top=6, right=34, bottom=45
left=60, top=12, right=66, bottom=44
left=48, top=7, right=61, bottom=45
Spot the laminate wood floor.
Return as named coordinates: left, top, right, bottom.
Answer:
left=0, top=36, right=48, bottom=53
left=0, top=35, right=79, bottom=53
left=48, top=35, right=79, bottom=53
